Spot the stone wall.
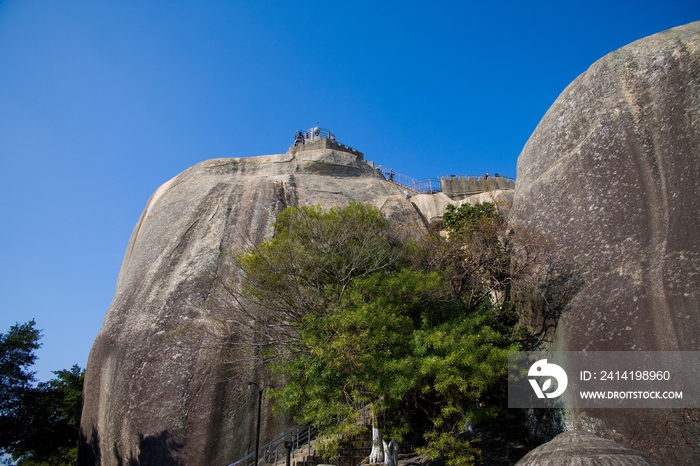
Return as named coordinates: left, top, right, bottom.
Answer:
left=288, top=137, right=363, bottom=159
left=441, top=175, right=515, bottom=200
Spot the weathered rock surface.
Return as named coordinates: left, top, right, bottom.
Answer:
left=80, top=19, right=700, bottom=465
left=79, top=149, right=430, bottom=466
left=410, top=190, right=513, bottom=227
left=515, top=431, right=659, bottom=466
left=512, top=21, right=700, bottom=464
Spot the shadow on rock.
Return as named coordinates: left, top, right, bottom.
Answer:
left=114, top=431, right=184, bottom=466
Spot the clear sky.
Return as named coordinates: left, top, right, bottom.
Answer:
left=1, top=1, right=698, bottom=381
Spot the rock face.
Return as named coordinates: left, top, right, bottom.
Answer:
left=410, top=190, right=513, bottom=227
left=512, top=21, right=700, bottom=463
left=79, top=149, right=429, bottom=466
left=515, top=431, right=659, bottom=466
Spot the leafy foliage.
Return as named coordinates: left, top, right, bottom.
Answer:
left=0, top=321, right=41, bottom=416
left=235, top=202, right=407, bottom=363
left=0, top=321, right=84, bottom=466
left=442, top=202, right=503, bottom=236
left=236, top=201, right=542, bottom=465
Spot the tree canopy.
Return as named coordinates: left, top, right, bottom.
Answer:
left=234, top=201, right=542, bottom=465
left=0, top=320, right=84, bottom=466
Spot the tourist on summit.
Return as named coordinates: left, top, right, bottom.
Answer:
left=484, top=172, right=490, bottom=180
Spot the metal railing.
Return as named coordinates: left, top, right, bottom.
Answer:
left=374, top=168, right=516, bottom=196
left=295, top=127, right=334, bottom=143
left=293, top=127, right=362, bottom=156
left=375, top=168, right=441, bottom=195
left=229, top=402, right=375, bottom=466
left=228, top=425, right=316, bottom=466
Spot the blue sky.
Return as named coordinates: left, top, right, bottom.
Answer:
left=1, top=1, right=698, bottom=381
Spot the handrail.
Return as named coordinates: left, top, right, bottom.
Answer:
left=374, top=168, right=516, bottom=196
left=292, top=127, right=362, bottom=156
left=374, top=168, right=441, bottom=194
left=294, top=127, right=337, bottom=146
left=228, top=424, right=316, bottom=466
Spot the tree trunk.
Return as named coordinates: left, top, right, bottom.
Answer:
left=384, top=438, right=398, bottom=466
left=369, top=426, right=384, bottom=464
left=369, top=426, right=398, bottom=466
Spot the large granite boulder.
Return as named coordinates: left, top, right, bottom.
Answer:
left=512, top=21, right=700, bottom=464
left=79, top=149, right=429, bottom=466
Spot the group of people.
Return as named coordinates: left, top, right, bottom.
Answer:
left=293, top=127, right=335, bottom=146
left=293, top=130, right=306, bottom=145
left=483, top=172, right=501, bottom=180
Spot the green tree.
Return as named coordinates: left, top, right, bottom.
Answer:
left=234, top=202, right=406, bottom=363
left=235, top=202, right=532, bottom=465
left=0, top=320, right=40, bottom=395
left=439, top=202, right=510, bottom=302
left=0, top=321, right=84, bottom=466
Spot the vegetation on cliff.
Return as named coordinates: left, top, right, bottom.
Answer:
left=231, top=201, right=549, bottom=465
